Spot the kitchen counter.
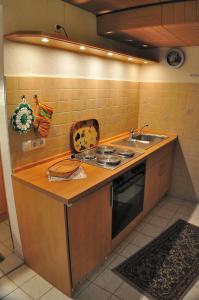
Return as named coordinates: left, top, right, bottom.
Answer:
left=12, top=130, right=177, bottom=205
left=12, top=129, right=177, bottom=297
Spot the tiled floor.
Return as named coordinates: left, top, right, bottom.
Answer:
left=1, top=196, right=199, bottom=300
left=0, top=219, right=23, bottom=278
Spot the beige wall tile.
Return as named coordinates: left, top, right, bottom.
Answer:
left=6, top=76, right=139, bottom=168
left=139, top=82, right=199, bottom=202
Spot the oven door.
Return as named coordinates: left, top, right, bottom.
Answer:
left=112, top=162, right=145, bottom=239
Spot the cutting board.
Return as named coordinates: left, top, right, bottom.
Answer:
left=70, top=119, right=100, bottom=153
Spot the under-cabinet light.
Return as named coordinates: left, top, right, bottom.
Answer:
left=80, top=45, right=86, bottom=50
left=41, top=38, right=49, bottom=43
left=108, top=52, right=113, bottom=56
left=128, top=57, right=133, bottom=61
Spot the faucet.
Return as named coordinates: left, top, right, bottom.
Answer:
left=129, top=124, right=149, bottom=140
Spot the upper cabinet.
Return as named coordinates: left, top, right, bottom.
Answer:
left=61, top=0, right=199, bottom=49
left=97, top=0, right=199, bottom=48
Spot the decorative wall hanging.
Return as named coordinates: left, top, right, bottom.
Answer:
left=166, top=48, right=185, bottom=69
left=33, top=95, right=53, bottom=138
left=11, top=95, right=34, bottom=134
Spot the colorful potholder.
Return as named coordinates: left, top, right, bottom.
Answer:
left=11, top=97, right=34, bottom=134
left=33, top=95, right=53, bottom=138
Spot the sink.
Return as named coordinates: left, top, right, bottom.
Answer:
left=112, top=134, right=168, bottom=150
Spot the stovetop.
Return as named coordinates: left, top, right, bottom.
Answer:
left=72, top=145, right=142, bottom=170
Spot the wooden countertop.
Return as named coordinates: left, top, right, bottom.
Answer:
left=12, top=131, right=177, bottom=205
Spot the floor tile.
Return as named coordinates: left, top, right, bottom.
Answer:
left=131, top=232, right=153, bottom=248
left=0, top=276, right=17, bottom=298
left=0, top=269, right=4, bottom=278
left=107, top=255, right=126, bottom=270
left=0, top=253, right=24, bottom=274
left=109, top=295, right=123, bottom=300
left=3, top=288, right=32, bottom=300
left=115, top=282, right=150, bottom=300
left=73, top=278, right=91, bottom=297
left=154, top=207, right=176, bottom=220
left=183, top=286, right=199, bottom=300
left=0, top=242, right=12, bottom=257
left=3, top=238, right=13, bottom=250
left=113, top=241, right=129, bottom=255
left=149, top=215, right=169, bottom=228
left=0, top=223, right=11, bottom=242
left=120, top=244, right=140, bottom=258
left=77, top=283, right=111, bottom=300
left=8, top=264, right=36, bottom=286
left=21, top=274, right=52, bottom=299
left=4, top=219, right=10, bottom=226
left=94, top=269, right=123, bottom=293
left=139, top=223, right=163, bottom=238
left=39, top=287, right=73, bottom=300
left=86, top=264, right=106, bottom=282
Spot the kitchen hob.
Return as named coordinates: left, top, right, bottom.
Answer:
left=72, top=145, right=142, bottom=170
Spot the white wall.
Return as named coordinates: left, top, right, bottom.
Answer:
left=4, top=41, right=140, bottom=81
left=0, top=2, right=22, bottom=256
left=140, top=47, right=199, bottom=83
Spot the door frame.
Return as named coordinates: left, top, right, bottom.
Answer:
left=0, top=1, right=23, bottom=256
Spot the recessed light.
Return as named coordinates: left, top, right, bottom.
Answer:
left=41, top=38, right=49, bottom=43
left=144, top=61, right=148, bottom=64
left=142, top=44, right=149, bottom=48
left=128, top=57, right=133, bottom=61
left=126, top=39, right=133, bottom=42
left=106, top=31, right=113, bottom=34
left=80, top=45, right=86, bottom=50
left=108, top=52, right=113, bottom=56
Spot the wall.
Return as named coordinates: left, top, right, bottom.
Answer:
left=139, top=47, right=199, bottom=201
left=0, top=2, right=22, bottom=255
left=6, top=75, right=139, bottom=168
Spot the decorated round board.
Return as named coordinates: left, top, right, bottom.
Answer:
left=11, top=96, right=34, bottom=134
left=70, top=119, right=100, bottom=153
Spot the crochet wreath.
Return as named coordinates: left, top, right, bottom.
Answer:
left=12, top=103, right=34, bottom=134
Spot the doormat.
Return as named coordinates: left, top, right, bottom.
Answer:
left=113, top=219, right=199, bottom=300
left=0, top=253, right=5, bottom=262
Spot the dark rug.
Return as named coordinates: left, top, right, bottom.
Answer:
left=113, top=219, right=199, bottom=300
left=0, top=253, right=5, bottom=262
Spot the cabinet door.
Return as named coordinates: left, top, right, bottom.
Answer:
left=0, top=158, right=7, bottom=217
left=158, top=154, right=173, bottom=200
left=67, top=184, right=112, bottom=286
left=144, top=163, right=159, bottom=213
left=144, top=143, right=174, bottom=213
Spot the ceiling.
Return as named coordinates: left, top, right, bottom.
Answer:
left=64, top=0, right=168, bottom=15
left=64, top=0, right=199, bottom=48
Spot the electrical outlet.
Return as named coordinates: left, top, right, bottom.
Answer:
left=31, top=138, right=46, bottom=149
left=22, top=140, right=32, bottom=152
left=22, top=138, right=46, bottom=152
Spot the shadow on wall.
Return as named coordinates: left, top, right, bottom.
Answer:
left=170, top=142, right=198, bottom=202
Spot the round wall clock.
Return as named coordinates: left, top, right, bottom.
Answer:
left=166, top=48, right=185, bottom=69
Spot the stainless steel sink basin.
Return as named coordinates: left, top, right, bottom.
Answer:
left=112, top=134, right=168, bottom=150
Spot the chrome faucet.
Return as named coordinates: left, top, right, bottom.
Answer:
left=129, top=124, right=149, bottom=140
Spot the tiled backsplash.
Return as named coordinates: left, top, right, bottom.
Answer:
left=139, top=82, right=199, bottom=201
left=6, top=77, right=139, bottom=168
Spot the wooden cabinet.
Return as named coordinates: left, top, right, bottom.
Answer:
left=144, top=143, right=174, bottom=213
left=0, top=158, right=7, bottom=220
left=67, top=184, right=112, bottom=286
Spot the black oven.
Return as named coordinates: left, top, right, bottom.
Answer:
left=112, top=161, right=146, bottom=239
